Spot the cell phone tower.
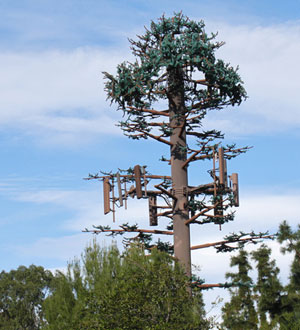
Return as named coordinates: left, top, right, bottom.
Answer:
left=84, top=14, right=269, bottom=283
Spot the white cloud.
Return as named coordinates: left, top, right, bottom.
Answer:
left=8, top=184, right=150, bottom=232
left=9, top=188, right=150, bottom=264
left=0, top=48, right=118, bottom=116
left=201, top=21, right=300, bottom=136
left=66, top=198, right=150, bottom=232
left=235, top=192, right=300, bottom=231
left=13, top=234, right=91, bottom=261
left=15, top=189, right=84, bottom=204
left=0, top=21, right=299, bottom=144
left=12, top=233, right=122, bottom=266
left=0, top=47, right=130, bottom=145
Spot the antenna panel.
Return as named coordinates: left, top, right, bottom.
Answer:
left=149, top=196, right=158, bottom=226
left=214, top=196, right=223, bottom=217
left=116, top=172, right=123, bottom=207
left=134, top=165, right=143, bottom=199
left=218, top=147, right=227, bottom=187
left=103, top=177, right=111, bottom=214
left=231, top=173, right=239, bottom=207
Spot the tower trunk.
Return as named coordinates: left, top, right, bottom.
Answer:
left=168, top=68, right=191, bottom=278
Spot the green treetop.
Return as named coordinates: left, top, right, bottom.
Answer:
left=0, top=265, right=53, bottom=330
left=251, top=244, right=282, bottom=329
left=276, top=221, right=300, bottom=327
left=43, top=241, right=209, bottom=330
left=221, top=249, right=258, bottom=330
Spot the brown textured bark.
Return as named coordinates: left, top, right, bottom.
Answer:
left=168, top=68, right=191, bottom=279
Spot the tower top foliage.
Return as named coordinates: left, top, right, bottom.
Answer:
left=103, top=12, right=247, bottom=140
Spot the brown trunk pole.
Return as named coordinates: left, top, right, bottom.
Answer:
left=168, top=68, right=191, bottom=279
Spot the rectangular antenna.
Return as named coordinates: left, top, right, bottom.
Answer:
left=111, top=178, right=116, bottom=222
left=124, top=180, right=127, bottom=209
left=103, top=177, right=110, bottom=214
left=128, top=185, right=136, bottom=198
left=218, top=147, right=227, bottom=186
left=134, top=165, right=143, bottom=199
left=149, top=196, right=158, bottom=226
left=224, top=158, right=228, bottom=188
left=214, top=196, right=223, bottom=217
left=231, top=173, right=239, bottom=207
left=116, top=172, right=123, bottom=207
left=141, top=166, right=147, bottom=197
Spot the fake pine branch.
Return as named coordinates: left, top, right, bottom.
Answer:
left=83, top=224, right=174, bottom=236
left=190, top=233, right=275, bottom=252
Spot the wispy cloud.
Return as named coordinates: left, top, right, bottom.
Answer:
left=203, top=21, right=300, bottom=136
left=11, top=185, right=149, bottom=227
left=0, top=21, right=299, bottom=144
left=0, top=48, right=129, bottom=145
left=12, top=234, right=91, bottom=261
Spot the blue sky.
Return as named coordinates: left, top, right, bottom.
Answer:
left=1, top=0, right=300, bottom=314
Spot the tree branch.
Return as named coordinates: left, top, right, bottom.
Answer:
left=190, top=235, right=274, bottom=250
left=154, top=184, right=177, bottom=200
left=143, top=131, right=173, bottom=146
left=181, top=147, right=205, bottom=169
left=192, top=283, right=225, bottom=289
left=127, top=106, right=170, bottom=117
left=185, top=205, right=215, bottom=225
left=157, top=210, right=173, bottom=218
left=83, top=228, right=174, bottom=235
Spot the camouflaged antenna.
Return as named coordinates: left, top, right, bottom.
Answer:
left=84, top=13, right=252, bottom=282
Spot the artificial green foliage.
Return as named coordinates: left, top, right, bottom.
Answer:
left=103, top=13, right=246, bottom=141
left=215, top=231, right=273, bottom=253
left=0, top=265, right=53, bottom=330
left=221, top=250, right=258, bottom=329
left=43, top=240, right=210, bottom=330
left=251, top=244, right=282, bottom=329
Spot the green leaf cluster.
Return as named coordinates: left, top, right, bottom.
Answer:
left=275, top=221, right=300, bottom=328
left=0, top=265, right=53, bottom=330
left=43, top=241, right=210, bottom=330
left=251, top=244, right=282, bottom=329
left=221, top=250, right=258, bottom=330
